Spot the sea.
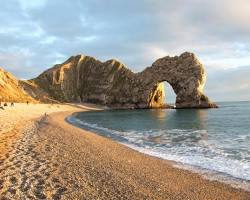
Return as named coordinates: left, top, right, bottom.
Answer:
left=67, top=101, right=250, bottom=191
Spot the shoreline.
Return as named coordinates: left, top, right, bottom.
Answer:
left=67, top=111, right=250, bottom=192
left=0, top=104, right=249, bottom=199
left=50, top=111, right=250, bottom=199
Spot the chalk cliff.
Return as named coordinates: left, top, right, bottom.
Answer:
left=29, top=52, right=217, bottom=108
left=0, top=68, right=35, bottom=103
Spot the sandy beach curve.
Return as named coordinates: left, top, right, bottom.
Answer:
left=0, top=103, right=249, bottom=199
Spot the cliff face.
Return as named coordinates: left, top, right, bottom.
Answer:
left=31, top=52, right=217, bottom=108
left=0, top=68, right=35, bottom=103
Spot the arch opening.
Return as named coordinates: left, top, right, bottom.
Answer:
left=149, top=81, right=176, bottom=108
left=163, top=81, right=176, bottom=106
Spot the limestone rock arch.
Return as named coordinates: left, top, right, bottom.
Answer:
left=29, top=52, right=217, bottom=109
left=136, top=52, right=216, bottom=108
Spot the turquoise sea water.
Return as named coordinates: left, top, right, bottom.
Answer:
left=67, top=101, right=250, bottom=189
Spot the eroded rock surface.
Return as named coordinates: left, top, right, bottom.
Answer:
left=0, top=68, right=35, bottom=103
left=31, top=52, right=217, bottom=108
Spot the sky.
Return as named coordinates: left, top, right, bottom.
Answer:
left=0, top=0, right=250, bottom=102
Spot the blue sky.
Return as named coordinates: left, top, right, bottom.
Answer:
left=0, top=0, right=250, bottom=102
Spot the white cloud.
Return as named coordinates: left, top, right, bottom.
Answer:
left=40, top=36, right=57, bottom=44
left=76, top=36, right=98, bottom=43
left=205, top=66, right=250, bottom=101
left=18, top=0, right=48, bottom=10
left=0, top=0, right=250, bottom=101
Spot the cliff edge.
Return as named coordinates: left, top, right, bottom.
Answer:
left=0, top=68, right=35, bottom=103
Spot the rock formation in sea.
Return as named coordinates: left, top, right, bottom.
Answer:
left=0, top=68, right=35, bottom=103
left=24, top=52, right=217, bottom=108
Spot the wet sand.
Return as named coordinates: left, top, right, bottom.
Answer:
left=0, top=104, right=249, bottom=199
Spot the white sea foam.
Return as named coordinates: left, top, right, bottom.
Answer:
left=67, top=115, right=250, bottom=191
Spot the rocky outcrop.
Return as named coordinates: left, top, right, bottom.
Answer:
left=137, top=52, right=217, bottom=108
left=0, top=68, right=36, bottom=103
left=31, top=52, right=217, bottom=108
left=20, top=80, right=60, bottom=103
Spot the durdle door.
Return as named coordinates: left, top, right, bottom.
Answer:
left=138, top=52, right=217, bottom=108
left=17, top=52, right=217, bottom=109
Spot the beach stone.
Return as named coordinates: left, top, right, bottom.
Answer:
left=27, top=52, right=217, bottom=108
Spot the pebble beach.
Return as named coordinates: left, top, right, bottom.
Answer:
left=0, top=103, right=249, bottom=199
